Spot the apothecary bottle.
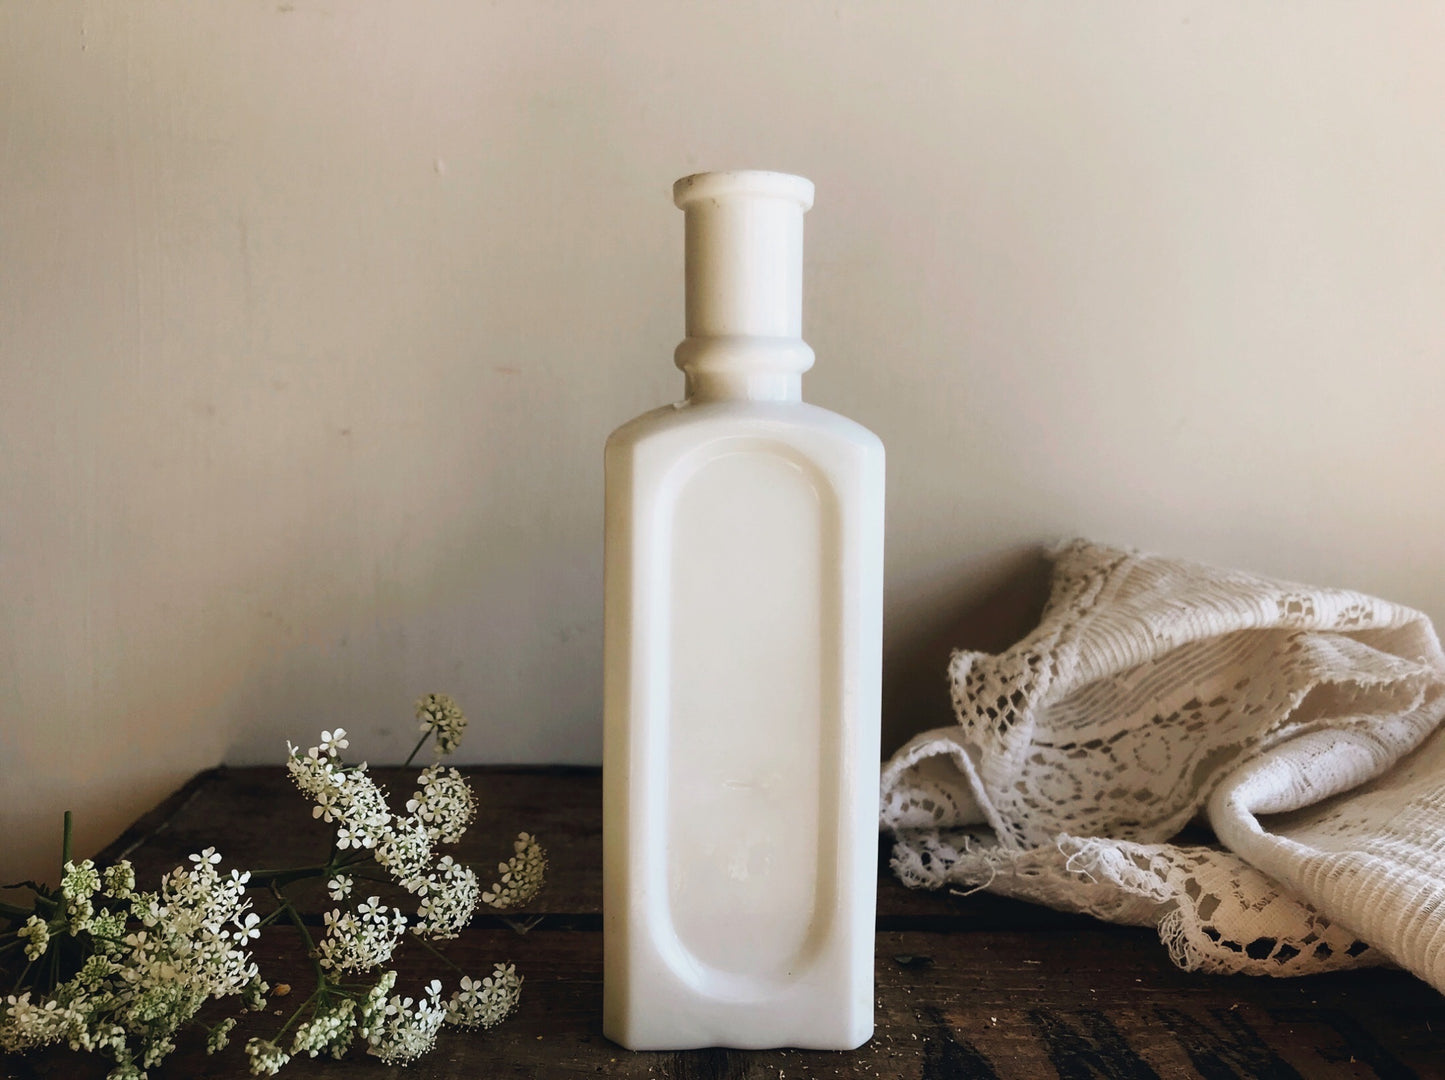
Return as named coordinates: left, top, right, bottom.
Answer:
left=602, top=170, right=884, bottom=1050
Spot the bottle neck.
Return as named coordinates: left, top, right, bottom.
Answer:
left=686, top=371, right=803, bottom=403
left=673, top=171, right=815, bottom=403
left=675, top=337, right=812, bottom=403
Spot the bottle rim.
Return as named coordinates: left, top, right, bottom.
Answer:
left=673, top=171, right=814, bottom=211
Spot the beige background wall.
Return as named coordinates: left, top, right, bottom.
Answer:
left=3, top=2, right=1443, bottom=884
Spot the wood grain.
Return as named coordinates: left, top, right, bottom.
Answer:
left=5, top=768, right=1441, bottom=1080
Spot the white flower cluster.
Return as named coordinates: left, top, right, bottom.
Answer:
left=244, top=1036, right=290, bottom=1076
left=17, top=915, right=48, bottom=961
left=363, top=978, right=447, bottom=1066
left=289, top=999, right=356, bottom=1060
left=407, top=765, right=477, bottom=843
left=316, top=897, right=407, bottom=973
left=357, top=969, right=396, bottom=1034
left=62, top=859, right=101, bottom=923
left=482, top=832, right=548, bottom=910
left=0, top=851, right=262, bottom=1077
left=102, top=862, right=136, bottom=899
left=206, top=1016, right=237, bottom=1055
left=286, top=731, right=393, bottom=849
left=3, top=696, right=544, bottom=1077
left=374, top=820, right=433, bottom=884
left=288, top=725, right=495, bottom=945
left=411, top=856, right=481, bottom=940
left=416, top=693, right=468, bottom=756
left=446, top=963, right=523, bottom=1030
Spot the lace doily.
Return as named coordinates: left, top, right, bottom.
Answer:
left=881, top=541, right=1445, bottom=988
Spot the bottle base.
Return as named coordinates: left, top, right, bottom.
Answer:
left=602, top=1019, right=875, bottom=1053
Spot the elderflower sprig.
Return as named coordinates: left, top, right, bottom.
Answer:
left=16, top=916, right=49, bottom=962
left=1, top=692, right=546, bottom=1077
left=414, top=693, right=467, bottom=758
left=407, top=765, right=477, bottom=843
left=482, top=833, right=548, bottom=910
left=446, top=963, right=523, bottom=1030
left=364, top=979, right=447, bottom=1065
left=1, top=844, right=262, bottom=1073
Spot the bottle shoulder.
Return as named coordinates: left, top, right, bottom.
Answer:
left=606, top=399, right=883, bottom=459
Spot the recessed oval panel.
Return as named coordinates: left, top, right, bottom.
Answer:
left=663, top=445, right=839, bottom=980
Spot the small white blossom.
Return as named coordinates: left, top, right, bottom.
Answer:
left=231, top=911, right=262, bottom=943
left=327, top=874, right=353, bottom=901
left=482, top=832, right=547, bottom=910
left=415, top=693, right=467, bottom=756
left=446, top=963, right=523, bottom=1030
left=319, top=727, right=349, bottom=755
left=334, top=823, right=369, bottom=850
left=142, top=1035, right=177, bottom=1068
left=310, top=790, right=342, bottom=823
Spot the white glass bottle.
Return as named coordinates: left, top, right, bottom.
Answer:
left=602, top=170, right=885, bottom=1051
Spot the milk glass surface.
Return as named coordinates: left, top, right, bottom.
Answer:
left=603, top=171, right=884, bottom=1050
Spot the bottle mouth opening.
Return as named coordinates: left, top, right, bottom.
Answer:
left=673, top=171, right=815, bottom=211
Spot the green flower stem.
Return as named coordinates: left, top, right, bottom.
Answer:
left=273, top=984, right=324, bottom=1043
left=45, top=932, right=60, bottom=991
left=249, top=866, right=328, bottom=889
left=61, top=810, right=72, bottom=871
left=402, top=730, right=431, bottom=769
left=271, top=884, right=325, bottom=985
left=345, top=868, right=392, bottom=885
left=413, top=935, right=468, bottom=978
left=0, top=900, right=32, bottom=920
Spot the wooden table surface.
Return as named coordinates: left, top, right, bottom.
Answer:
left=7, top=766, right=1444, bottom=1079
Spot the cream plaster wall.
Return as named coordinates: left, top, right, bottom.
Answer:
left=3, top=2, right=1443, bottom=883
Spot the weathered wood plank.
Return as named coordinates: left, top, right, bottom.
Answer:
left=11, top=927, right=1443, bottom=1079
left=8, top=768, right=1440, bottom=1080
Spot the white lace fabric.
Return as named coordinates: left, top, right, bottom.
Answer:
left=881, top=541, right=1445, bottom=989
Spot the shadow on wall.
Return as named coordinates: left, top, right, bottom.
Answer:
left=881, top=544, right=1053, bottom=755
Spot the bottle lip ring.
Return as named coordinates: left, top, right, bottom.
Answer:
left=673, top=171, right=814, bottom=211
